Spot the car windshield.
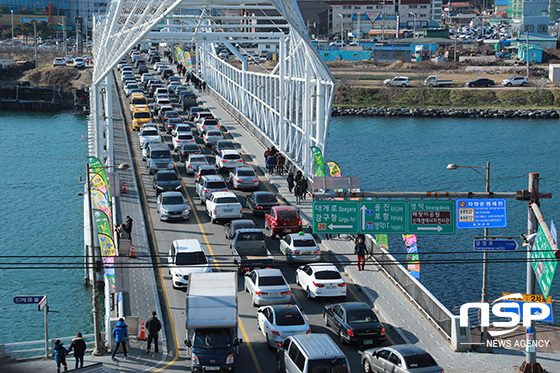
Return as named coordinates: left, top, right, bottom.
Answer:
left=258, top=276, right=285, bottom=286
left=347, top=309, right=379, bottom=323
left=237, top=170, right=255, bottom=177
left=162, top=196, right=184, bottom=205
left=237, top=232, right=264, bottom=241
left=157, top=172, right=178, bottom=181
left=256, top=194, right=277, bottom=203
left=224, top=154, right=241, bottom=160
left=207, top=181, right=227, bottom=189
left=193, top=330, right=233, bottom=349
left=142, top=130, right=158, bottom=136
left=403, top=353, right=438, bottom=368
left=131, top=98, right=147, bottom=105
left=215, top=197, right=239, bottom=204
left=275, top=307, right=305, bottom=326
left=293, top=239, right=316, bottom=247
left=314, top=270, right=341, bottom=280
left=175, top=251, right=207, bottom=265
left=277, top=210, right=298, bottom=219
left=182, top=144, right=199, bottom=151
left=190, top=156, right=206, bottom=162
left=307, top=358, right=348, bottom=373
left=207, top=131, right=221, bottom=136
left=178, top=134, right=193, bottom=140
left=190, top=107, right=204, bottom=114
left=200, top=169, right=216, bottom=175
left=204, top=120, right=219, bottom=126
left=151, top=150, right=171, bottom=159
left=134, top=112, right=151, bottom=119
left=217, top=141, right=234, bottom=148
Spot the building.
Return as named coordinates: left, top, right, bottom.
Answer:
left=443, top=2, right=479, bottom=25
left=326, top=1, right=398, bottom=40
left=508, top=0, right=548, bottom=35
left=297, top=0, right=331, bottom=38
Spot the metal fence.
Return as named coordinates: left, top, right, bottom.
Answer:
left=365, top=235, right=454, bottom=340
left=0, top=333, right=95, bottom=360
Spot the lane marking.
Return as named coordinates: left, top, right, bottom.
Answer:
left=238, top=317, right=263, bottom=373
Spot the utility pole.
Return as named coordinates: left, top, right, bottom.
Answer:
left=526, top=32, right=530, bottom=78
left=11, top=10, right=14, bottom=41
left=33, top=21, right=38, bottom=68
left=63, top=17, right=67, bottom=54
left=381, top=0, right=386, bottom=42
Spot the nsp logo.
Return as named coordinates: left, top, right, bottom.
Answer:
left=459, top=293, right=551, bottom=337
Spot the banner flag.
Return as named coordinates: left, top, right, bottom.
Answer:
left=375, top=235, right=389, bottom=250
left=91, top=189, right=112, bottom=229
left=98, top=234, right=116, bottom=288
left=311, top=146, right=326, bottom=177
left=326, top=161, right=342, bottom=177
left=175, top=46, right=193, bottom=70
left=402, top=234, right=420, bottom=280
left=93, top=209, right=113, bottom=237
left=88, top=156, right=111, bottom=204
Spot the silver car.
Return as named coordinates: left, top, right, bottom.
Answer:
left=156, top=191, right=190, bottom=221
left=138, top=126, right=161, bottom=148
left=279, top=233, right=321, bottom=263
left=244, top=268, right=291, bottom=306
left=257, top=304, right=310, bottom=349
left=361, top=344, right=444, bottom=373
left=202, top=130, right=224, bottom=147
left=228, top=167, right=259, bottom=190
left=185, top=154, right=209, bottom=175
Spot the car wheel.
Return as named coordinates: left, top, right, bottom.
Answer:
left=522, top=82, right=528, bottom=87
left=324, top=313, right=330, bottom=327
left=363, top=359, right=372, bottom=373
left=385, top=83, right=390, bottom=87
left=252, top=297, right=258, bottom=307
left=401, top=84, right=407, bottom=88
left=506, top=82, right=512, bottom=87
left=487, top=84, right=491, bottom=87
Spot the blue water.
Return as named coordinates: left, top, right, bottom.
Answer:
left=325, top=116, right=560, bottom=317
left=0, top=112, right=91, bottom=344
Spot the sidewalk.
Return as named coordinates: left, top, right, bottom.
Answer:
left=196, top=86, right=560, bottom=373
left=1, top=77, right=170, bottom=373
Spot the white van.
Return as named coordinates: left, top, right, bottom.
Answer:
left=277, top=334, right=350, bottom=373
left=168, top=239, right=212, bottom=289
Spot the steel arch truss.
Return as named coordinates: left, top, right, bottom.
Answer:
left=92, top=0, right=336, bottom=175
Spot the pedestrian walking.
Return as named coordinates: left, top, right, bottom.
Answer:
left=111, top=318, right=128, bottom=360
left=300, top=177, right=309, bottom=200
left=53, top=339, right=69, bottom=373
left=294, top=178, right=305, bottom=205
left=68, top=332, right=87, bottom=369
left=265, top=155, right=276, bottom=175
left=146, top=311, right=162, bottom=353
left=269, top=146, right=278, bottom=158
left=264, top=147, right=270, bottom=160
left=295, top=170, right=303, bottom=183
left=123, top=216, right=133, bottom=236
left=286, top=172, right=295, bottom=193
left=354, top=237, right=368, bottom=271
left=276, top=154, right=285, bottom=175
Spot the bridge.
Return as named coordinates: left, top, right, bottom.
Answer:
left=88, top=0, right=336, bottom=174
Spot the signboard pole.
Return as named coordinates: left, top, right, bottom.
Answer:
left=480, top=161, right=490, bottom=351
left=43, top=295, right=48, bottom=358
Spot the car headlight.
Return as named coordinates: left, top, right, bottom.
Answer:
left=160, top=206, right=168, bottom=213
left=192, top=353, right=199, bottom=365
left=175, top=185, right=182, bottom=190
left=226, top=354, right=234, bottom=364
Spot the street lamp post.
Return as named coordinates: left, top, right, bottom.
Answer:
left=447, top=161, right=491, bottom=350
left=338, top=14, right=344, bottom=45
left=11, top=10, right=14, bottom=41
left=33, top=21, right=38, bottom=68
left=86, top=161, right=129, bottom=355
left=410, top=12, right=417, bottom=38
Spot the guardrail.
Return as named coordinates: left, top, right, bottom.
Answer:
left=0, top=333, right=95, bottom=360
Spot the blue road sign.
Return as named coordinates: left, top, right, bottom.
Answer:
left=456, top=198, right=507, bottom=229
left=502, top=300, right=554, bottom=323
left=13, top=295, right=45, bottom=304
left=474, top=239, right=518, bottom=252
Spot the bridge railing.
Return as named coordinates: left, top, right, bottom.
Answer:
left=0, top=333, right=94, bottom=360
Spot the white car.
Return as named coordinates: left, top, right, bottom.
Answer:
left=244, top=268, right=291, bottom=306
left=141, top=73, right=154, bottom=83
left=53, top=57, right=66, bottom=67
left=295, top=264, right=346, bottom=299
left=138, top=126, right=161, bottom=148
left=279, top=233, right=321, bottom=263
left=216, top=149, right=243, bottom=171
left=502, top=76, right=528, bottom=87
left=194, top=111, right=214, bottom=125
left=64, top=55, right=75, bottom=63
left=205, top=191, right=243, bottom=223
left=257, top=305, right=310, bottom=349
left=185, top=154, right=209, bottom=175
left=228, top=167, right=259, bottom=190
left=73, top=57, right=85, bottom=68
left=172, top=124, right=193, bottom=136
left=172, top=132, right=196, bottom=151
left=196, top=118, right=220, bottom=134
left=203, top=130, right=224, bottom=147
left=124, top=82, right=141, bottom=97
left=168, top=239, right=212, bottom=289
left=383, top=76, right=411, bottom=87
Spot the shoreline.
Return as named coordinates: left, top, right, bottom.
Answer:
left=332, top=107, right=560, bottom=119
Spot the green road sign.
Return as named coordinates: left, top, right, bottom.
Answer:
left=312, top=200, right=455, bottom=235
left=359, top=201, right=406, bottom=234
left=313, top=201, right=360, bottom=234
left=407, top=201, right=455, bottom=235
left=531, top=226, right=557, bottom=299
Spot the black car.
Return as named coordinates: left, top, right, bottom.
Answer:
left=136, top=64, right=149, bottom=75
left=162, top=69, right=174, bottom=80
left=323, top=302, right=386, bottom=346
left=465, top=78, right=495, bottom=87
left=179, top=143, right=202, bottom=161
left=213, top=140, right=236, bottom=155
left=224, top=219, right=257, bottom=239
left=195, top=165, right=218, bottom=183
left=148, top=55, right=161, bottom=63
left=246, top=191, right=279, bottom=216
left=153, top=170, right=182, bottom=195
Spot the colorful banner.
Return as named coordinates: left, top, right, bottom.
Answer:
left=375, top=235, right=389, bottom=250
left=326, top=161, right=342, bottom=177
left=93, top=210, right=113, bottom=237
left=175, top=45, right=193, bottom=71
left=402, top=234, right=420, bottom=280
left=311, top=146, right=325, bottom=177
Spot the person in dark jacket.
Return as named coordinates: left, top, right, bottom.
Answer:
left=68, top=332, right=87, bottom=369
left=286, top=172, right=295, bottom=193
left=53, top=339, right=69, bottom=373
left=123, top=216, right=133, bottom=236
left=146, top=311, right=162, bottom=353
left=294, top=178, right=306, bottom=205
left=276, top=154, right=285, bottom=176
left=354, top=237, right=368, bottom=271
left=300, top=177, right=309, bottom=200
left=295, top=170, right=303, bottom=183
left=111, top=318, right=128, bottom=359
left=265, top=155, right=276, bottom=175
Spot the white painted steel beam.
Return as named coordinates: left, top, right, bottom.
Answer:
left=93, top=0, right=336, bottom=176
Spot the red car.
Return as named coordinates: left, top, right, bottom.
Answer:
left=264, top=206, right=303, bottom=237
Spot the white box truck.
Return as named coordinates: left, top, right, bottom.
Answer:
left=185, top=272, right=242, bottom=372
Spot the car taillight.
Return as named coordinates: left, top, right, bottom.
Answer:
left=175, top=139, right=180, bottom=142
left=237, top=159, right=242, bottom=162
left=280, top=291, right=290, bottom=295
left=338, top=283, right=346, bottom=287
left=256, top=206, right=263, bottom=209
left=291, top=249, right=300, bottom=254
left=188, top=165, right=192, bottom=169
left=306, top=329, right=311, bottom=334
left=381, top=327, right=386, bottom=335
left=253, top=179, right=259, bottom=182
left=313, top=282, right=325, bottom=288
left=347, top=329, right=354, bottom=336
left=221, top=160, right=227, bottom=162
left=203, top=189, right=209, bottom=193
left=240, top=208, right=243, bottom=212
left=271, top=329, right=280, bottom=335
left=235, top=179, right=242, bottom=183
left=255, top=291, right=268, bottom=295
left=313, top=250, right=321, bottom=254
left=213, top=209, right=217, bottom=214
